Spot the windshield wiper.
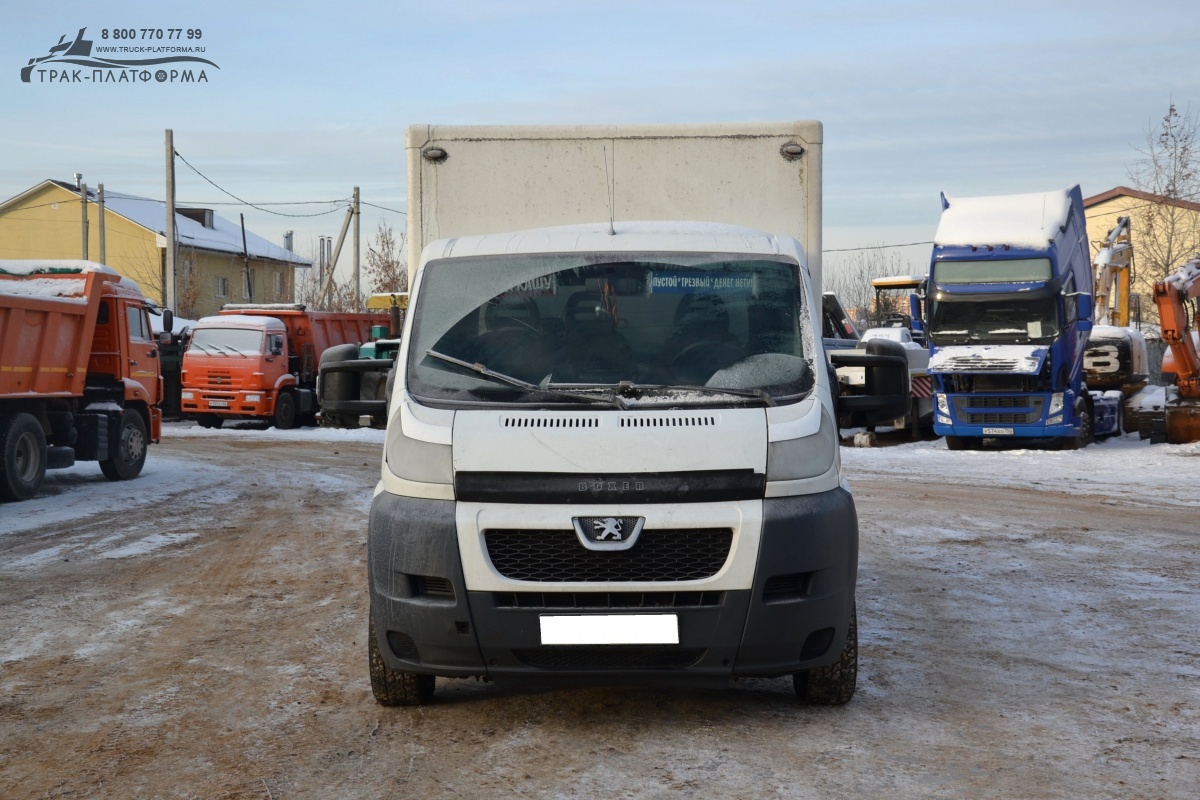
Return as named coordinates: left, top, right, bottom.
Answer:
left=546, top=380, right=777, bottom=407
left=424, top=350, right=626, bottom=409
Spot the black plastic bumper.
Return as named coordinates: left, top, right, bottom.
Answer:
left=367, top=488, right=858, bottom=684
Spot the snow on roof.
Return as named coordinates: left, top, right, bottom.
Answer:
left=31, top=185, right=312, bottom=268
left=935, top=188, right=1074, bottom=249
left=0, top=259, right=118, bottom=276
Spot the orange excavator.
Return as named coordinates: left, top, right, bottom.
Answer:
left=1154, top=254, right=1200, bottom=443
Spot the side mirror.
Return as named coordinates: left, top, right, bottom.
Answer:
left=270, top=334, right=284, bottom=356
left=829, top=338, right=911, bottom=425
left=157, top=330, right=173, bottom=345
left=908, top=293, right=924, bottom=332
left=162, top=308, right=174, bottom=334
left=1076, top=293, right=1094, bottom=322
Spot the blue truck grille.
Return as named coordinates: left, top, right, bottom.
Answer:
left=953, top=395, right=1045, bottom=425
left=484, top=528, right=733, bottom=582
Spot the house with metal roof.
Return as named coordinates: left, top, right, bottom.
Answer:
left=0, top=179, right=312, bottom=318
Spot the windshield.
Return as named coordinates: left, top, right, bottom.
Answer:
left=928, top=295, right=1060, bottom=345
left=406, top=253, right=814, bottom=407
left=933, top=258, right=1052, bottom=284
left=188, top=327, right=265, bottom=356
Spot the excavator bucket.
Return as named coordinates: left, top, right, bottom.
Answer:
left=1165, top=404, right=1200, bottom=444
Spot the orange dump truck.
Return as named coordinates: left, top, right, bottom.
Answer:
left=180, top=304, right=374, bottom=429
left=0, top=260, right=164, bottom=502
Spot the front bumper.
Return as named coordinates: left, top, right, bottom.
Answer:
left=181, top=388, right=275, bottom=418
left=367, top=489, right=858, bottom=685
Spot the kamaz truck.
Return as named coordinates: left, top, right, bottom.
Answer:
left=925, top=185, right=1120, bottom=449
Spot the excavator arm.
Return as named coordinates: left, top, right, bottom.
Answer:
left=1154, top=255, right=1200, bottom=398
left=1093, top=216, right=1134, bottom=327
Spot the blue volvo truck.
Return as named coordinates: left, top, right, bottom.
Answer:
left=924, top=185, right=1119, bottom=449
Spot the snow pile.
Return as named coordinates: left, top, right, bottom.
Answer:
left=0, top=259, right=118, bottom=276
left=935, top=188, right=1073, bottom=249
left=0, top=277, right=87, bottom=300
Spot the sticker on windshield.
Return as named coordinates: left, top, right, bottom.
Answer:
left=498, top=274, right=556, bottom=298
left=648, top=271, right=754, bottom=295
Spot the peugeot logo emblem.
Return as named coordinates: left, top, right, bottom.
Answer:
left=572, top=516, right=645, bottom=551
left=593, top=517, right=624, bottom=541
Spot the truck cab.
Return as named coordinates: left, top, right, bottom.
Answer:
left=181, top=315, right=298, bottom=428
left=925, top=185, right=1106, bottom=449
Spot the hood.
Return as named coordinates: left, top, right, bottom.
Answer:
left=928, top=345, right=1047, bottom=375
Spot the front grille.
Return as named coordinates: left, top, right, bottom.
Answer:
left=493, top=591, right=723, bottom=608
left=512, top=646, right=705, bottom=669
left=484, top=528, right=733, bottom=582
left=200, top=370, right=244, bottom=389
left=953, top=395, right=1044, bottom=424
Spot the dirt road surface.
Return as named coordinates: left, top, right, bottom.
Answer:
left=2, top=430, right=1197, bottom=799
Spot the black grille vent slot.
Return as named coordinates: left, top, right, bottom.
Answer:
left=493, top=591, right=723, bottom=608
left=502, top=417, right=599, bottom=428
left=410, top=575, right=455, bottom=600
left=763, top=573, right=811, bottom=602
left=484, top=528, right=733, bottom=582
left=619, top=416, right=718, bottom=428
left=512, top=647, right=705, bottom=669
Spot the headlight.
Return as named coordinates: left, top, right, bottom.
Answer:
left=937, top=414, right=952, bottom=425
left=386, top=419, right=453, bottom=485
left=245, top=393, right=261, bottom=403
left=1048, top=392, right=1064, bottom=415
left=936, top=393, right=950, bottom=414
left=180, top=390, right=194, bottom=400
left=1047, top=414, right=1063, bottom=425
left=767, top=408, right=836, bottom=481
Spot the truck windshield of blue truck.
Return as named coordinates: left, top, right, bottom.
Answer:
left=406, top=253, right=814, bottom=407
left=928, top=257, right=1060, bottom=346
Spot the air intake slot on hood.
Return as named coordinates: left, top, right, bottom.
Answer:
left=502, top=417, right=600, bottom=428
left=619, top=416, right=718, bottom=428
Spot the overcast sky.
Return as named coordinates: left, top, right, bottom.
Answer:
left=2, top=0, right=1197, bottom=281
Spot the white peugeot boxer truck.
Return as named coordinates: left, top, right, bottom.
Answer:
left=367, top=124, right=910, bottom=705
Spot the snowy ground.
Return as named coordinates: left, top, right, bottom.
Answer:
left=1, top=426, right=1197, bottom=798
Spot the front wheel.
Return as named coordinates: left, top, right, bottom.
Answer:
left=0, top=413, right=48, bottom=502
left=1060, top=410, right=1093, bottom=450
left=368, top=618, right=435, bottom=706
left=99, top=411, right=148, bottom=481
left=944, top=435, right=979, bottom=451
left=273, top=391, right=297, bottom=430
left=794, top=602, right=857, bottom=705
left=196, top=414, right=224, bottom=430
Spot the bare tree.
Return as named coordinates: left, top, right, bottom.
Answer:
left=1127, top=101, right=1200, bottom=298
left=364, top=221, right=408, bottom=295
left=825, top=247, right=918, bottom=330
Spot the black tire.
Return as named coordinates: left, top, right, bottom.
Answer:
left=273, top=391, right=297, bottom=430
left=945, top=435, right=979, bottom=451
left=99, top=410, right=148, bottom=481
left=0, top=413, right=48, bottom=502
left=368, top=618, right=435, bottom=706
left=794, top=602, right=857, bottom=705
left=196, top=414, right=224, bottom=430
left=1060, top=410, right=1092, bottom=450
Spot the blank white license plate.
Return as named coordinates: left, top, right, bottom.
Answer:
left=982, top=427, right=1013, bottom=436
left=208, top=400, right=228, bottom=408
left=539, top=614, right=679, bottom=645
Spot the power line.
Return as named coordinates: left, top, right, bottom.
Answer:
left=823, top=241, right=933, bottom=254
left=173, top=150, right=349, bottom=218
left=360, top=201, right=407, bottom=216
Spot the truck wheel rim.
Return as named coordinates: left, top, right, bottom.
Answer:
left=125, top=426, right=146, bottom=463
left=14, top=431, right=39, bottom=481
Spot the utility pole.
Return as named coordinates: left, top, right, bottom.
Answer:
left=97, top=183, right=106, bottom=265
left=79, top=181, right=89, bottom=260
left=353, top=186, right=361, bottom=311
left=165, top=129, right=177, bottom=310
left=240, top=213, right=253, bottom=302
